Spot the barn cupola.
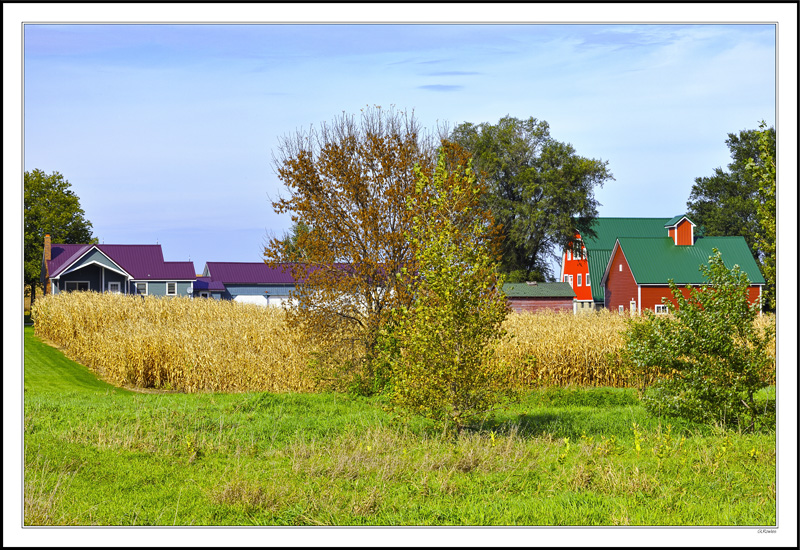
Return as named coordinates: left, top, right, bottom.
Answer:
left=664, top=215, right=696, bottom=246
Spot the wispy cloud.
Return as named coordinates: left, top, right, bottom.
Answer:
left=417, top=84, right=464, bottom=92
left=425, top=71, right=480, bottom=76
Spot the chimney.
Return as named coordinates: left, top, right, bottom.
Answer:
left=43, top=234, right=51, bottom=295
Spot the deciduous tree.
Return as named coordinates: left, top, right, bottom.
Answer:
left=24, top=169, right=95, bottom=306
left=450, top=116, right=612, bottom=282
left=686, top=125, right=775, bottom=305
left=745, top=121, right=776, bottom=311
left=388, top=149, right=509, bottom=432
left=264, top=106, right=439, bottom=389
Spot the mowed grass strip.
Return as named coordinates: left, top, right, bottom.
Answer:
left=23, top=326, right=776, bottom=526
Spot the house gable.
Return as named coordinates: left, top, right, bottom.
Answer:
left=601, top=241, right=639, bottom=312
left=59, top=247, right=132, bottom=279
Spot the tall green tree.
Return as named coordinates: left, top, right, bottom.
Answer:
left=450, top=116, right=613, bottom=282
left=686, top=126, right=775, bottom=277
left=24, top=169, right=96, bottom=306
left=745, top=121, right=776, bottom=311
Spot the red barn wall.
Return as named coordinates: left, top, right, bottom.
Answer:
left=641, top=285, right=763, bottom=312
left=561, top=237, right=592, bottom=301
left=508, top=298, right=574, bottom=314
left=604, top=246, right=638, bottom=311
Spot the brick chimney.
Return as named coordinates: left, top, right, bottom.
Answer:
left=43, top=234, right=51, bottom=295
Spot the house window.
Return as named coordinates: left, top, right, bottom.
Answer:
left=618, top=305, right=624, bottom=314
left=108, top=282, right=121, bottom=294
left=568, top=275, right=573, bottom=288
left=577, top=274, right=582, bottom=287
left=166, top=282, right=177, bottom=296
left=567, top=249, right=572, bottom=261
left=136, top=282, right=148, bottom=295
left=65, top=281, right=89, bottom=292
left=655, top=304, right=669, bottom=314
left=586, top=273, right=590, bottom=287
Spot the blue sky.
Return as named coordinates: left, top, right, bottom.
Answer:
left=19, top=21, right=778, bottom=275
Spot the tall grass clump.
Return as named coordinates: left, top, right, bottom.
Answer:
left=33, top=292, right=313, bottom=393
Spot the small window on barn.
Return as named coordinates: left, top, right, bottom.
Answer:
left=655, top=304, right=669, bottom=314
left=567, top=249, right=572, bottom=261
left=618, top=305, right=624, bottom=314
left=586, top=273, right=590, bottom=287
left=568, top=275, right=573, bottom=288
left=166, top=282, right=177, bottom=295
left=619, top=264, right=623, bottom=272
left=577, top=274, right=582, bottom=287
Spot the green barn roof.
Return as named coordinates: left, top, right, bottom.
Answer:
left=586, top=249, right=612, bottom=302
left=579, top=217, right=673, bottom=250
left=664, top=215, right=695, bottom=227
left=611, top=236, right=765, bottom=285
left=503, top=282, right=576, bottom=298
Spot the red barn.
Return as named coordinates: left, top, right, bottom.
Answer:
left=600, top=216, right=764, bottom=314
left=561, top=217, right=674, bottom=312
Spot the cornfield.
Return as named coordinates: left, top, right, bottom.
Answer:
left=32, top=292, right=314, bottom=393
left=497, top=310, right=634, bottom=389
left=31, top=292, right=776, bottom=393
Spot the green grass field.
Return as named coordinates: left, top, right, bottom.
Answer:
left=22, top=326, right=776, bottom=527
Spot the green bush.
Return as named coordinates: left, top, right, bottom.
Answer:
left=624, top=249, right=775, bottom=431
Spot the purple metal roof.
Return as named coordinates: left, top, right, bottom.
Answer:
left=193, top=276, right=226, bottom=291
left=48, top=244, right=195, bottom=280
left=205, top=262, right=297, bottom=284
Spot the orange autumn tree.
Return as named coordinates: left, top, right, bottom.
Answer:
left=265, top=106, right=445, bottom=391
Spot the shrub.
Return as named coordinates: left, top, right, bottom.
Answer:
left=387, top=149, right=510, bottom=432
left=624, top=249, right=775, bottom=431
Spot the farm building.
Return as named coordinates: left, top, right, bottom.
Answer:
left=41, top=235, right=195, bottom=297
left=194, top=262, right=296, bottom=306
left=560, top=217, right=673, bottom=311
left=560, top=215, right=764, bottom=314
left=503, top=282, right=576, bottom=313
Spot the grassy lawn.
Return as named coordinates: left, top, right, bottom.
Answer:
left=22, top=326, right=776, bottom=528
